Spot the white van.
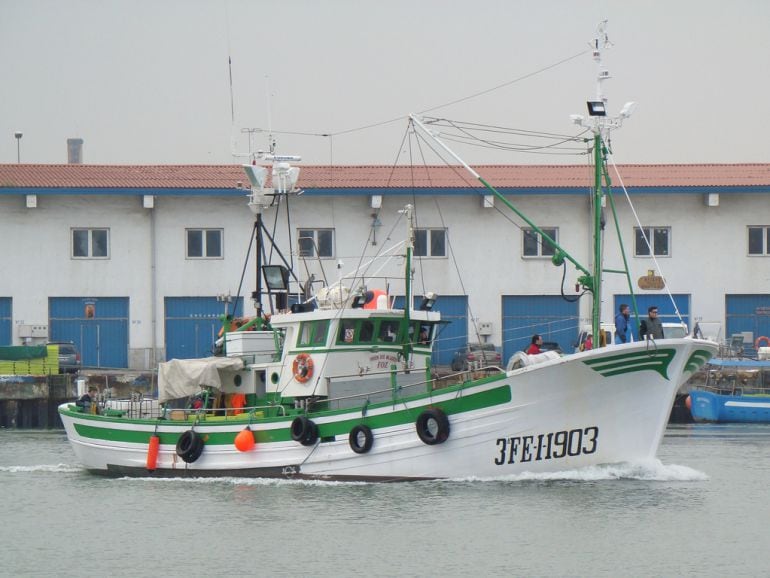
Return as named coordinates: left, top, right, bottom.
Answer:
left=574, top=323, right=615, bottom=352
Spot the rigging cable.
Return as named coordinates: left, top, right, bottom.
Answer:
left=607, top=154, right=687, bottom=325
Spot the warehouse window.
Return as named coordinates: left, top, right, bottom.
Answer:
left=187, top=229, right=223, bottom=259
left=748, top=226, right=770, bottom=255
left=72, top=228, right=110, bottom=259
left=414, top=228, right=447, bottom=257
left=298, top=229, right=334, bottom=258
left=523, top=227, right=557, bottom=258
left=634, top=227, right=670, bottom=257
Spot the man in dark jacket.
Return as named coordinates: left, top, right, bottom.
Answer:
left=640, top=306, right=664, bottom=340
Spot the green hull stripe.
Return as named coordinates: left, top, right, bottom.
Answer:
left=71, top=383, right=512, bottom=446
left=685, top=349, right=713, bottom=373
left=583, top=348, right=675, bottom=380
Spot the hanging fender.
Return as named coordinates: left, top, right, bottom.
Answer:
left=292, top=353, right=314, bottom=383
left=348, top=424, right=374, bottom=454
left=290, top=416, right=319, bottom=446
left=415, top=408, right=450, bottom=445
left=146, top=434, right=160, bottom=471
left=176, top=429, right=204, bottom=463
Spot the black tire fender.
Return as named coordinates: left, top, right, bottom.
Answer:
left=415, top=408, right=450, bottom=445
left=291, top=416, right=319, bottom=446
left=176, top=429, right=204, bottom=463
left=349, top=424, right=374, bottom=454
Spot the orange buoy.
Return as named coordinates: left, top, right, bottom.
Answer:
left=685, top=395, right=692, bottom=411
left=234, top=427, right=256, bottom=452
left=146, top=434, right=160, bottom=471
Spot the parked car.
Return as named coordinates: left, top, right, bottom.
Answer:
left=451, top=343, right=501, bottom=371
left=48, top=341, right=81, bottom=374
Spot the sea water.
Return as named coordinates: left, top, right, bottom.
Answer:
left=1, top=424, right=769, bottom=577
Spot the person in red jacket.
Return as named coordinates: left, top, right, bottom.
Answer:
left=526, top=334, right=543, bottom=355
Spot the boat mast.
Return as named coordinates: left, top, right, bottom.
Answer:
left=401, top=204, right=414, bottom=363
left=571, top=20, right=636, bottom=343
left=244, top=152, right=302, bottom=323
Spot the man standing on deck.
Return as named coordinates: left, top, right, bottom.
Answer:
left=615, top=304, right=630, bottom=344
left=640, top=306, right=664, bottom=340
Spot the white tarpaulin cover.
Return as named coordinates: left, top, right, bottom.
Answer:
left=158, top=357, right=244, bottom=403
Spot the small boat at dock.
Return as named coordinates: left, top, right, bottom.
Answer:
left=688, top=358, right=770, bottom=423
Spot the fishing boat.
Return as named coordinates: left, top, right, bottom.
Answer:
left=58, top=24, right=718, bottom=480
left=687, top=357, right=770, bottom=423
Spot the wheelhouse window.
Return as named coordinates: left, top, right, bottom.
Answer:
left=336, top=318, right=399, bottom=345
left=414, top=228, right=446, bottom=257
left=634, top=227, right=670, bottom=257
left=411, top=321, right=433, bottom=346
left=522, top=227, right=557, bottom=258
left=72, top=228, right=109, bottom=259
left=298, top=320, right=330, bottom=347
left=298, top=229, right=334, bottom=259
left=748, top=226, right=770, bottom=255
left=186, top=229, right=223, bottom=259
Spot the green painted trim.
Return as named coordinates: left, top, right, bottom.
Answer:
left=582, top=348, right=676, bottom=379
left=288, top=346, right=431, bottom=356
left=685, top=349, right=714, bottom=373
left=66, top=381, right=512, bottom=446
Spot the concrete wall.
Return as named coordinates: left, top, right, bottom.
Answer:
left=1, top=189, right=767, bottom=367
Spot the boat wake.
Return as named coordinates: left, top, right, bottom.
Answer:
left=453, top=459, right=709, bottom=483
left=0, top=464, right=82, bottom=474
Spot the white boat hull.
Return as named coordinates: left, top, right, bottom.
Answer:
left=60, top=339, right=716, bottom=480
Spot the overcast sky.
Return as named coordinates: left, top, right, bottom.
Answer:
left=2, top=0, right=769, bottom=167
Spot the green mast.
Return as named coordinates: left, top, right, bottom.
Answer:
left=575, top=20, right=637, bottom=343
left=401, top=204, right=414, bottom=364
left=591, top=132, right=604, bottom=343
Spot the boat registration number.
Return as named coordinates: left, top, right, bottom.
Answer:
left=494, top=426, right=598, bottom=465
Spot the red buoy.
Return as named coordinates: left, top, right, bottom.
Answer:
left=146, top=434, right=160, bottom=471
left=685, top=395, right=692, bottom=411
left=234, top=427, right=256, bottom=452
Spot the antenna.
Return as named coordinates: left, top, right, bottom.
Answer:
left=571, top=20, right=635, bottom=138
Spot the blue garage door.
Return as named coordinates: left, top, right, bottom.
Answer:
left=165, top=297, right=244, bottom=360
left=614, top=293, right=690, bottom=341
left=393, top=295, right=468, bottom=367
left=0, top=298, right=10, bottom=345
left=49, top=297, right=129, bottom=368
left=501, top=296, right=579, bottom=363
left=725, top=295, right=770, bottom=355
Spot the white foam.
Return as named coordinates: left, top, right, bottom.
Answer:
left=451, top=459, right=709, bottom=483
left=0, top=464, right=82, bottom=474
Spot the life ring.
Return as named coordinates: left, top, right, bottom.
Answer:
left=292, top=353, right=314, bottom=383
left=290, top=416, right=319, bottom=446
left=176, top=429, right=204, bottom=463
left=755, top=336, right=770, bottom=349
left=349, top=424, right=374, bottom=454
left=415, top=408, right=450, bottom=445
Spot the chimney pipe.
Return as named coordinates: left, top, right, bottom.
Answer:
left=67, top=138, right=84, bottom=164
